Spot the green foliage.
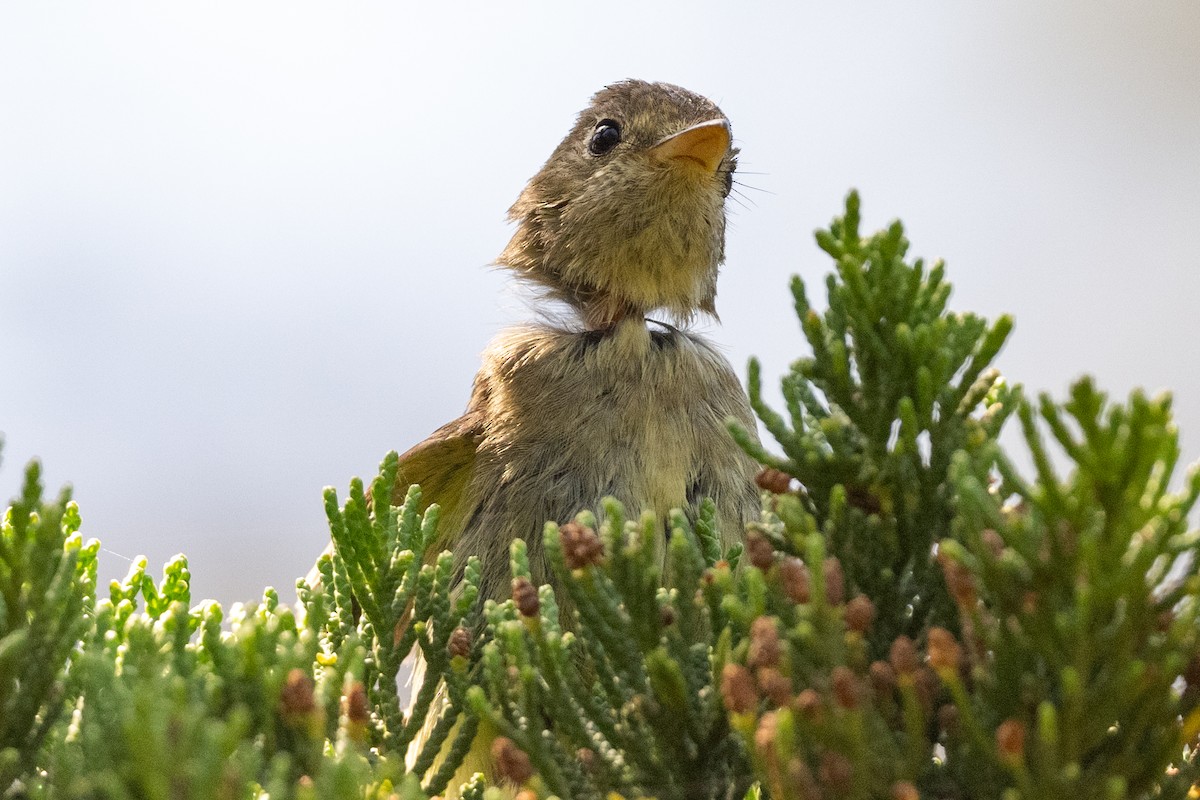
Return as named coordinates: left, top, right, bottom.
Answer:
left=4, top=191, right=1200, bottom=800
left=316, top=452, right=485, bottom=795
left=939, top=379, right=1200, bottom=799
left=35, top=567, right=409, bottom=800
left=713, top=376, right=1200, bottom=799
left=466, top=502, right=750, bottom=800
left=718, top=194, right=1200, bottom=800
left=0, top=450, right=480, bottom=799
left=0, top=459, right=96, bottom=787
left=730, top=190, right=1016, bottom=652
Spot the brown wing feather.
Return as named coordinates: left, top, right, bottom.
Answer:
left=387, top=414, right=481, bottom=558
left=306, top=414, right=480, bottom=589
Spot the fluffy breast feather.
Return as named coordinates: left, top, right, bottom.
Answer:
left=453, top=319, right=761, bottom=601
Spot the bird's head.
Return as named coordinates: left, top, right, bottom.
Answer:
left=499, top=80, right=738, bottom=330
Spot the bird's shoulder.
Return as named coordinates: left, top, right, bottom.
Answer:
left=389, top=413, right=483, bottom=553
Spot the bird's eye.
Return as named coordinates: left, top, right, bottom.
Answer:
left=588, top=120, right=621, bottom=156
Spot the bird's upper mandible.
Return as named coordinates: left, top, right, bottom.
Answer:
left=498, top=79, right=738, bottom=330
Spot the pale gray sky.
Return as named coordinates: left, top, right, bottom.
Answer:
left=2, top=3, right=1199, bottom=607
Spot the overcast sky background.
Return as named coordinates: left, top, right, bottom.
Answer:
left=2, top=3, right=1198, bottom=608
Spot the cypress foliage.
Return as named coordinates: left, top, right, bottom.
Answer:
left=3, top=192, right=1198, bottom=799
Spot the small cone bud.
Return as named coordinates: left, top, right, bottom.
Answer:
left=915, top=667, right=938, bottom=713
left=927, top=627, right=962, bottom=674
left=819, top=751, right=853, bottom=793
left=831, top=666, right=860, bottom=709
left=996, top=718, right=1026, bottom=763
left=754, top=710, right=779, bottom=754
left=756, top=667, right=792, bottom=706
left=844, top=595, right=876, bottom=633
left=279, top=668, right=316, bottom=719
left=794, top=688, right=822, bottom=720
left=746, top=531, right=776, bottom=570
left=447, top=626, right=472, bottom=659
left=492, top=736, right=533, bottom=784
left=890, top=636, right=919, bottom=676
left=341, top=681, right=369, bottom=742
left=747, top=617, right=783, bottom=669
left=721, top=663, right=757, bottom=714
left=512, top=577, right=540, bottom=617
left=779, top=557, right=811, bottom=604
left=823, top=557, right=845, bottom=605
left=869, top=660, right=896, bottom=698
left=755, top=467, right=793, bottom=494
left=560, top=521, right=605, bottom=569
left=939, top=555, right=978, bottom=608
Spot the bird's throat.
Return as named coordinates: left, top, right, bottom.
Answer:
left=580, top=295, right=643, bottom=331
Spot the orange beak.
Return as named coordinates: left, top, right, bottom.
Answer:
left=648, top=118, right=731, bottom=174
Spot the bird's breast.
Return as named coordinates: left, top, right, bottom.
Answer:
left=459, top=319, right=759, bottom=596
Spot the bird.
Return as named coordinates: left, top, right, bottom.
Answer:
left=316, top=79, right=764, bottom=789
left=387, top=79, right=762, bottom=606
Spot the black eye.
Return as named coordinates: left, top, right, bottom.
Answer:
left=588, top=119, right=621, bottom=156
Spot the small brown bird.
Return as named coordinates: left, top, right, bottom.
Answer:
left=390, top=79, right=762, bottom=604
left=324, top=79, right=767, bottom=790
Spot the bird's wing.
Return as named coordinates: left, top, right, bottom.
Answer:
left=387, top=413, right=482, bottom=558
left=391, top=416, right=496, bottom=785
left=305, top=414, right=481, bottom=590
